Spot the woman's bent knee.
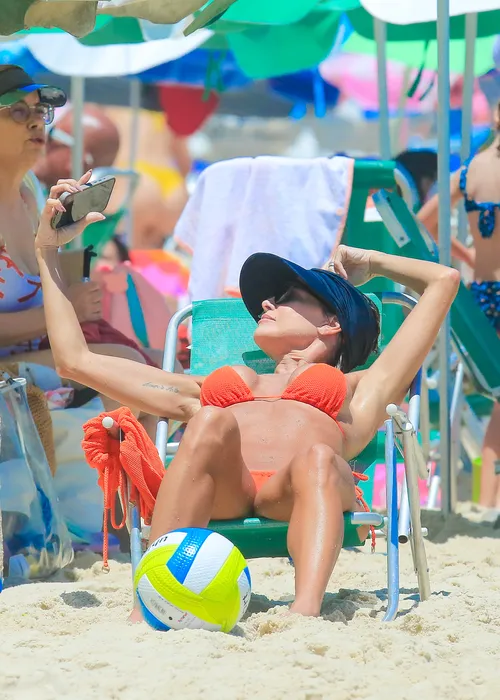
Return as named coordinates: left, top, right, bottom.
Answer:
left=183, top=406, right=240, bottom=451
left=291, top=444, right=343, bottom=488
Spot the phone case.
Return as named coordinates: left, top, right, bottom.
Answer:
left=50, top=177, right=115, bottom=230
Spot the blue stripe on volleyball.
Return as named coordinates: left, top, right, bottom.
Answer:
left=244, top=566, right=251, bottom=587
left=136, top=589, right=171, bottom=632
left=166, top=527, right=212, bottom=584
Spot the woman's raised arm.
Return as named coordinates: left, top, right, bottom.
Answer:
left=330, top=246, right=459, bottom=439
left=35, top=176, right=201, bottom=423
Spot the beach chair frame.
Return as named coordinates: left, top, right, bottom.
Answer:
left=110, top=291, right=431, bottom=623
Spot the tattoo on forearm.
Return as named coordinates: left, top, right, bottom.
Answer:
left=142, top=382, right=180, bottom=393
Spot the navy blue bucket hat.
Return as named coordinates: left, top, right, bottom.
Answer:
left=239, top=253, right=380, bottom=372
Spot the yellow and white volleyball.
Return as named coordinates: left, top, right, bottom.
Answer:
left=133, top=528, right=252, bottom=633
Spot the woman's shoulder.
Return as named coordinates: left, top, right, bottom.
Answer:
left=345, top=369, right=366, bottom=394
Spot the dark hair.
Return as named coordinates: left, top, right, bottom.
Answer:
left=330, top=292, right=380, bottom=373
left=395, top=149, right=438, bottom=205
left=287, top=279, right=380, bottom=373
left=110, top=235, right=130, bottom=262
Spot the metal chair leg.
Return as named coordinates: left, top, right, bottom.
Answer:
left=383, top=419, right=400, bottom=622
left=402, top=430, right=431, bottom=602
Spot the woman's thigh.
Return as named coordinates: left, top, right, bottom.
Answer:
left=253, top=446, right=358, bottom=522
left=169, top=406, right=256, bottom=520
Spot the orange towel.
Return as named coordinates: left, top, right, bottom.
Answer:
left=82, top=406, right=164, bottom=569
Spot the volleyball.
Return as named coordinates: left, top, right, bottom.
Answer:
left=134, top=528, right=252, bottom=633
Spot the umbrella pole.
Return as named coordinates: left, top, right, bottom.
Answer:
left=437, top=0, right=453, bottom=516
left=395, top=66, right=412, bottom=153
left=71, top=76, right=85, bottom=181
left=70, top=76, right=85, bottom=251
left=374, top=18, right=391, bottom=159
left=125, top=78, right=141, bottom=246
left=457, top=13, right=477, bottom=245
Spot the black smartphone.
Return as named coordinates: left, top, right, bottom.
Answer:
left=51, top=175, right=116, bottom=229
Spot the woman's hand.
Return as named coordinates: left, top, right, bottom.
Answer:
left=34, top=171, right=105, bottom=250
left=327, top=245, right=376, bottom=287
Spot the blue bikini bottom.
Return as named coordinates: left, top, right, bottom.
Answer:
left=469, top=281, right=500, bottom=332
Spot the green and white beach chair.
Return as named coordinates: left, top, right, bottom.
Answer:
left=110, top=288, right=432, bottom=623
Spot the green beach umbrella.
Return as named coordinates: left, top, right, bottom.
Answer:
left=349, top=5, right=500, bottom=42
left=218, top=6, right=342, bottom=80
left=344, top=30, right=496, bottom=76
left=188, top=1, right=347, bottom=80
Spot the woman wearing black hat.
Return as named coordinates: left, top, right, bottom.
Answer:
left=34, top=177, right=459, bottom=617
left=0, top=65, right=159, bottom=431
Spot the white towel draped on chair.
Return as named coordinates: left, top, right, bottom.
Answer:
left=174, top=155, right=354, bottom=302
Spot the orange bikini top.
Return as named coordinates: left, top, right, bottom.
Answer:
left=200, top=364, right=348, bottom=422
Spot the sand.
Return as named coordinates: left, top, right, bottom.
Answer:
left=1, top=504, right=500, bottom=700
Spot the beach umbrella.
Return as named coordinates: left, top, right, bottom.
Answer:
left=187, top=1, right=348, bottom=80
left=0, top=0, right=233, bottom=37
left=321, top=51, right=491, bottom=126
left=269, top=70, right=341, bottom=118
left=21, top=23, right=212, bottom=78
left=320, top=53, right=440, bottom=113
left=7, top=15, right=208, bottom=45
left=344, top=26, right=496, bottom=76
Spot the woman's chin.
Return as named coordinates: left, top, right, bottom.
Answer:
left=254, top=327, right=278, bottom=355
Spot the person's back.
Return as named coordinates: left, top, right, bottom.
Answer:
left=460, top=146, right=500, bottom=282
left=105, top=106, right=189, bottom=249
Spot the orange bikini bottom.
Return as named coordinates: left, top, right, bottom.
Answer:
left=251, top=470, right=276, bottom=492
left=250, top=468, right=375, bottom=550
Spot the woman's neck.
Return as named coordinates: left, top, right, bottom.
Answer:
left=273, top=339, right=331, bottom=373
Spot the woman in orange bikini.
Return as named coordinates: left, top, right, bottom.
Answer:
left=35, top=174, right=459, bottom=617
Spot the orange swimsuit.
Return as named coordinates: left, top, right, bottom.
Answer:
left=200, top=364, right=348, bottom=491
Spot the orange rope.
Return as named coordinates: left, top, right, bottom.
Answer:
left=82, top=407, right=164, bottom=570
left=352, top=471, right=376, bottom=552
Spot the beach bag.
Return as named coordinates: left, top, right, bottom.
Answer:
left=0, top=377, right=73, bottom=582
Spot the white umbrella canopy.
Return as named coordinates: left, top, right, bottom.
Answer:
left=23, top=23, right=212, bottom=77
left=0, top=0, right=231, bottom=38
left=361, top=0, right=500, bottom=25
